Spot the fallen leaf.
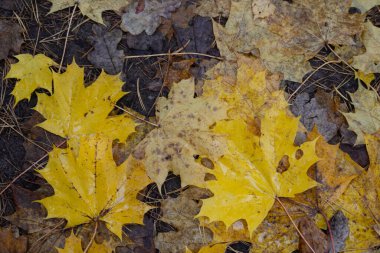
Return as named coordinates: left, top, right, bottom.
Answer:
left=323, top=135, right=380, bottom=250
left=195, top=0, right=231, bottom=17
left=156, top=58, right=195, bottom=88
left=171, top=4, right=196, bottom=29
left=34, top=59, right=136, bottom=148
left=5, top=185, right=66, bottom=253
left=290, top=90, right=348, bottom=142
left=48, top=0, right=130, bottom=24
left=155, top=187, right=213, bottom=253
left=329, top=211, right=349, bottom=252
left=0, top=20, right=23, bottom=60
left=37, top=135, right=151, bottom=239
left=198, top=106, right=319, bottom=234
left=57, top=232, right=111, bottom=253
left=355, top=70, right=375, bottom=87
left=121, top=0, right=181, bottom=35
left=342, top=84, right=380, bottom=145
left=87, top=25, right=124, bottom=75
left=133, top=78, right=227, bottom=189
left=351, top=0, right=380, bottom=12
left=353, top=21, right=380, bottom=74
left=298, top=217, right=329, bottom=253
left=6, top=54, right=56, bottom=105
left=0, top=227, right=28, bottom=253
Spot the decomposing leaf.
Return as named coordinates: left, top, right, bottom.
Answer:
left=324, top=135, right=380, bottom=250
left=155, top=58, right=195, bottom=88
left=155, top=187, right=213, bottom=253
left=207, top=0, right=363, bottom=82
left=198, top=106, right=319, bottom=234
left=342, top=84, right=380, bottom=145
left=195, top=0, right=231, bottom=18
left=57, top=232, right=111, bottom=253
left=329, top=211, right=349, bottom=252
left=351, top=0, right=380, bottom=12
left=5, top=185, right=66, bottom=253
left=298, top=217, right=329, bottom=253
left=133, top=78, right=227, bottom=189
left=37, top=135, right=151, bottom=239
left=34, top=60, right=136, bottom=145
left=121, top=0, right=181, bottom=35
left=353, top=21, right=380, bottom=74
left=6, top=54, right=56, bottom=105
left=170, top=4, right=196, bottom=29
left=0, top=20, right=23, bottom=60
left=291, top=90, right=348, bottom=142
left=48, top=0, right=130, bottom=24
left=87, top=25, right=124, bottom=75
left=0, top=227, right=27, bottom=253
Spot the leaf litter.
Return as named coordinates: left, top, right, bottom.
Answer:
left=1, top=0, right=380, bottom=252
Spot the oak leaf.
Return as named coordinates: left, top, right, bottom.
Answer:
left=48, top=0, right=130, bottom=24
left=34, top=60, right=136, bottom=146
left=197, top=106, right=319, bottom=234
left=342, top=84, right=380, bottom=145
left=6, top=54, right=56, bottom=104
left=37, top=135, right=151, bottom=239
left=133, top=78, right=227, bottom=189
left=58, top=232, right=111, bottom=253
left=352, top=21, right=380, bottom=74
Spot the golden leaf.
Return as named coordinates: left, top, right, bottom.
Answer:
left=34, top=60, right=136, bottom=147
left=5, top=54, right=56, bottom=105
left=134, top=78, right=228, bottom=189
left=342, top=84, right=380, bottom=145
left=38, top=135, right=151, bottom=239
left=197, top=106, right=319, bottom=234
left=48, top=0, right=130, bottom=24
left=57, top=232, right=111, bottom=253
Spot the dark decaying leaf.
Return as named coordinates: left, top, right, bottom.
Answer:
left=0, top=20, right=24, bottom=60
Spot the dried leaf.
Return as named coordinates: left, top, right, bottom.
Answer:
left=195, top=0, right=231, bottom=17
left=121, top=0, right=181, bottom=35
left=0, top=20, right=23, bottom=60
left=353, top=22, right=380, bottom=74
left=342, top=84, right=380, bottom=145
left=87, top=25, right=124, bottom=75
left=351, top=0, right=380, bottom=12
left=133, top=78, right=227, bottom=189
left=48, top=0, right=130, bottom=24
left=298, top=217, right=329, bottom=253
left=0, top=227, right=27, bottom=253
left=37, top=135, right=151, bottom=239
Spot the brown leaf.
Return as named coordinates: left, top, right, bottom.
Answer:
left=171, top=4, right=196, bottom=29
left=298, top=217, right=329, bottom=253
left=156, top=58, right=195, bottom=88
left=0, top=227, right=27, bottom=253
left=0, top=20, right=23, bottom=60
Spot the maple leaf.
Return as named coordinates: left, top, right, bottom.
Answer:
left=37, top=135, right=151, bottom=239
left=34, top=60, right=136, bottom=146
left=58, top=232, right=111, bottom=253
left=342, top=84, right=380, bottom=145
left=205, top=0, right=363, bottom=82
left=48, top=0, right=130, bottom=24
left=352, top=22, right=380, bottom=74
left=133, top=78, right=227, bottom=189
left=323, top=134, right=380, bottom=250
left=197, top=106, right=319, bottom=234
left=6, top=54, right=56, bottom=105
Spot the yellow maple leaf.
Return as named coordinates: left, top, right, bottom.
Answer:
left=134, top=78, right=228, bottom=189
left=342, top=84, right=380, bottom=145
left=203, top=56, right=286, bottom=124
left=34, top=60, right=136, bottom=146
left=48, top=0, right=130, bottom=24
left=197, top=106, right=319, bottom=234
left=5, top=54, right=56, bottom=105
left=57, top=231, right=111, bottom=253
left=323, top=134, right=380, bottom=250
left=37, top=135, right=151, bottom=239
